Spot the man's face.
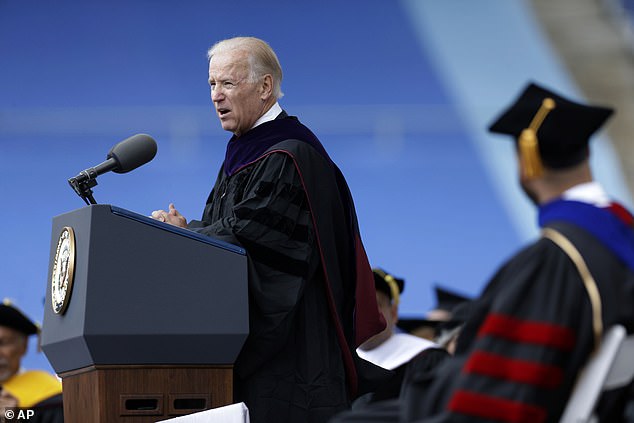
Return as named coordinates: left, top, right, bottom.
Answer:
left=208, top=50, right=265, bottom=137
left=0, top=327, right=27, bottom=383
left=376, top=291, right=397, bottom=329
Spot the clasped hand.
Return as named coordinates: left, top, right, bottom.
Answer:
left=151, top=203, right=188, bottom=228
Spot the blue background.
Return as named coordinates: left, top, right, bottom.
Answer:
left=1, top=0, right=631, bottom=372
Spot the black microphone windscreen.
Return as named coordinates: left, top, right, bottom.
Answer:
left=108, top=134, right=157, bottom=173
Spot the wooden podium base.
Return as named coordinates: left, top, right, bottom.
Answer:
left=60, top=365, right=233, bottom=423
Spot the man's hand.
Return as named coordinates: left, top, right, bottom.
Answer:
left=151, top=203, right=188, bottom=228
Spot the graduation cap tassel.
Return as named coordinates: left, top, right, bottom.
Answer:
left=519, top=98, right=556, bottom=179
left=519, top=128, right=543, bottom=179
left=373, top=268, right=401, bottom=306
left=383, top=274, right=400, bottom=306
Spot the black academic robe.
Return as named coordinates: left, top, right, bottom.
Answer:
left=331, top=199, right=634, bottom=423
left=31, top=394, right=64, bottom=423
left=188, top=115, right=384, bottom=423
left=354, top=346, right=449, bottom=406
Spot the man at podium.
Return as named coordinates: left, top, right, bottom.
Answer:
left=151, top=36, right=385, bottom=423
left=0, top=300, right=63, bottom=422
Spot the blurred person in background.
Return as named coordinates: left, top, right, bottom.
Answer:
left=356, top=269, right=444, bottom=404
left=0, top=300, right=63, bottom=423
left=332, top=81, right=634, bottom=422
left=433, top=299, right=473, bottom=355
left=397, top=285, right=471, bottom=342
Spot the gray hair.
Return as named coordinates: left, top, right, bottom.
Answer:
left=207, top=36, right=284, bottom=99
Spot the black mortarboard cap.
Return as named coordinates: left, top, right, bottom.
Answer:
left=433, top=285, right=470, bottom=312
left=372, top=268, right=404, bottom=303
left=395, top=285, right=471, bottom=334
left=488, top=82, right=614, bottom=168
left=436, top=299, right=475, bottom=333
left=0, top=299, right=39, bottom=336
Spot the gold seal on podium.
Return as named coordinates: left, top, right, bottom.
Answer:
left=51, top=226, right=76, bottom=314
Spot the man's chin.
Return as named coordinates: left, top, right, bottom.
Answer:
left=219, top=119, right=236, bottom=133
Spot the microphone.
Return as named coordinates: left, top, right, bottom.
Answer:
left=68, top=134, right=157, bottom=204
left=69, top=134, right=157, bottom=184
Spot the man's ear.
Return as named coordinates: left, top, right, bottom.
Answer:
left=260, top=74, right=273, bottom=101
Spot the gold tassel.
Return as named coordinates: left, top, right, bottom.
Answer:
left=383, top=274, right=400, bottom=306
left=373, top=269, right=400, bottom=306
left=519, top=98, right=556, bottom=179
left=519, top=128, right=543, bottom=179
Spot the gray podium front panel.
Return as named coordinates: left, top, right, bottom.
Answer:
left=41, top=205, right=249, bottom=374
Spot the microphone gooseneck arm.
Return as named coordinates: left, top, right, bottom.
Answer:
left=68, top=177, right=97, bottom=205
left=68, top=158, right=118, bottom=204
left=67, top=134, right=157, bottom=205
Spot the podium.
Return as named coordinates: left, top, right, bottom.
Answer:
left=41, top=205, right=249, bottom=423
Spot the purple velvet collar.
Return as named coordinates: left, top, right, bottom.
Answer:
left=223, top=113, right=330, bottom=176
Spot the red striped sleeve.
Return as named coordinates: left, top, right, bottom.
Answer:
left=464, top=351, right=563, bottom=388
left=478, top=313, right=575, bottom=351
left=448, top=390, right=546, bottom=423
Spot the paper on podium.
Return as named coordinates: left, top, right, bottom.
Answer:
left=157, top=402, right=250, bottom=423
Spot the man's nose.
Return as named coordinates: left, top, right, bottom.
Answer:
left=211, top=87, right=224, bottom=102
